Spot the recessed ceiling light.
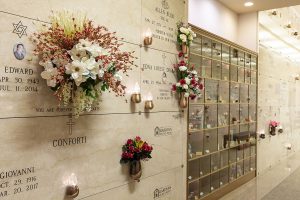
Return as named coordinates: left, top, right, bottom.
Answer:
left=244, top=1, right=254, bottom=7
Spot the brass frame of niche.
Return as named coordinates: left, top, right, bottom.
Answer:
left=186, top=24, right=258, bottom=200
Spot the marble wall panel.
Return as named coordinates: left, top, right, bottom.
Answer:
left=257, top=46, right=300, bottom=174
left=0, top=0, right=187, bottom=199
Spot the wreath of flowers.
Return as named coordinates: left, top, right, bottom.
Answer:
left=172, top=52, right=204, bottom=99
left=31, top=11, right=136, bottom=116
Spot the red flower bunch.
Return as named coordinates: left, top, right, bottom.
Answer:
left=171, top=52, right=204, bottom=99
left=269, top=120, right=279, bottom=128
left=120, top=136, right=153, bottom=163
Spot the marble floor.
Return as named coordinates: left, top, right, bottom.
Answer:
left=220, top=152, right=300, bottom=200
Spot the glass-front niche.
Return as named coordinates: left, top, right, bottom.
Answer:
left=187, top=27, right=257, bottom=200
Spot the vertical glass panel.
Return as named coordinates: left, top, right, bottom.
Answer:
left=237, top=161, right=244, bottom=178
left=230, top=104, right=239, bottom=125
left=204, top=104, right=218, bottom=129
left=199, top=176, right=211, bottom=198
left=244, top=143, right=251, bottom=158
left=230, top=65, right=238, bottom=82
left=189, top=105, right=204, bottom=131
left=218, top=105, right=229, bottom=126
left=202, top=57, right=212, bottom=78
left=249, top=85, right=257, bottom=104
left=251, top=70, right=257, bottom=84
left=188, top=159, right=199, bottom=180
left=229, top=163, right=237, bottom=181
left=220, top=167, right=229, bottom=187
left=202, top=37, right=212, bottom=57
left=211, top=172, right=220, bottom=192
left=240, top=84, right=249, bottom=103
left=220, top=150, right=229, bottom=168
left=204, top=129, right=218, bottom=154
left=188, top=131, right=204, bottom=159
left=222, top=45, right=230, bottom=63
left=239, top=124, right=249, bottom=144
left=222, top=63, right=230, bottom=81
left=251, top=56, right=257, bottom=70
left=250, top=156, right=256, bottom=171
left=249, top=104, right=256, bottom=122
left=218, top=127, right=228, bottom=150
left=200, top=155, right=211, bottom=177
left=230, top=83, right=240, bottom=103
left=212, top=41, right=222, bottom=60
left=231, top=48, right=238, bottom=65
left=236, top=146, right=243, bottom=162
left=238, top=67, right=245, bottom=83
left=218, top=81, right=229, bottom=103
left=188, top=181, right=199, bottom=200
left=245, top=54, right=251, bottom=69
left=190, top=54, right=201, bottom=68
left=229, top=125, right=239, bottom=148
left=229, top=147, right=237, bottom=164
left=211, top=152, right=220, bottom=172
left=250, top=144, right=256, bottom=156
left=240, top=104, right=249, bottom=124
left=245, top=69, right=251, bottom=84
left=244, top=158, right=250, bottom=174
left=212, top=60, right=221, bottom=79
left=218, top=128, right=228, bottom=151
left=238, top=51, right=245, bottom=67
left=205, top=79, right=218, bottom=103
left=190, top=36, right=202, bottom=55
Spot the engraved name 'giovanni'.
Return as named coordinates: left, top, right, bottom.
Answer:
left=0, top=167, right=35, bottom=179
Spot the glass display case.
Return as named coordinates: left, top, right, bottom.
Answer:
left=187, top=26, right=257, bottom=199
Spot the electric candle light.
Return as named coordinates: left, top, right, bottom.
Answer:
left=144, top=28, right=153, bottom=45
left=145, top=92, right=154, bottom=110
left=63, top=173, right=79, bottom=199
left=131, top=82, right=141, bottom=103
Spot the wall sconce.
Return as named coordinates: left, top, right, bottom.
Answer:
left=144, top=28, right=153, bottom=46
left=258, top=130, right=265, bottom=139
left=144, top=92, right=154, bottom=110
left=131, top=82, right=141, bottom=103
left=63, top=173, right=79, bottom=199
left=271, top=10, right=277, bottom=16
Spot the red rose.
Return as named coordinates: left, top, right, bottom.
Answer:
left=199, top=83, right=204, bottom=90
left=179, top=79, right=186, bottom=85
left=190, top=94, right=196, bottom=100
left=135, top=136, right=141, bottom=141
left=178, top=52, right=184, bottom=57
left=179, top=60, right=186, bottom=66
left=127, top=139, right=133, bottom=145
left=190, top=79, right=196, bottom=85
left=129, top=146, right=135, bottom=152
left=172, top=84, right=177, bottom=91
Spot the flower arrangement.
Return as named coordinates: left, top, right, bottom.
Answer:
left=177, top=21, right=196, bottom=53
left=172, top=52, right=204, bottom=107
left=120, top=136, right=153, bottom=163
left=31, top=11, right=136, bottom=116
left=269, top=120, right=279, bottom=136
left=120, top=136, right=153, bottom=182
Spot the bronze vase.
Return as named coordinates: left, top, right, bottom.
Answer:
left=182, top=43, right=188, bottom=54
left=179, top=93, right=188, bottom=108
left=129, top=160, right=142, bottom=182
left=270, top=126, right=276, bottom=136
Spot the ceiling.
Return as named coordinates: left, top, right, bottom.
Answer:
left=218, top=0, right=300, bottom=13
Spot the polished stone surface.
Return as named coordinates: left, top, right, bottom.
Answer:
left=220, top=152, right=300, bottom=200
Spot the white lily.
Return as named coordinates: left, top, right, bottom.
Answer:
left=65, top=61, right=89, bottom=86
left=41, top=66, right=58, bottom=87
left=180, top=34, right=187, bottom=43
